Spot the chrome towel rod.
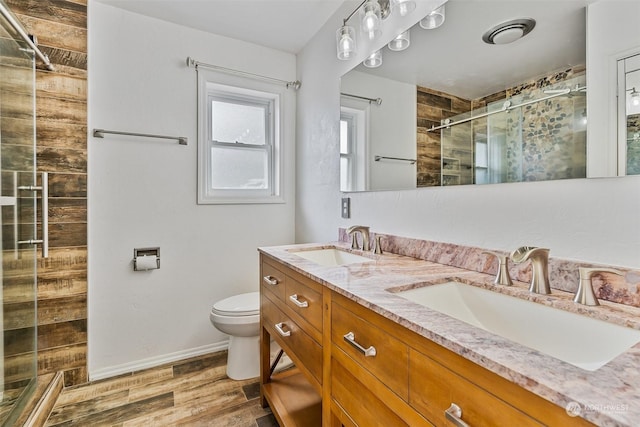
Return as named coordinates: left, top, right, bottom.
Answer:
left=375, top=155, right=416, bottom=164
left=186, top=57, right=301, bottom=90
left=93, top=129, right=188, bottom=145
left=341, top=92, right=382, bottom=105
left=0, top=3, right=54, bottom=71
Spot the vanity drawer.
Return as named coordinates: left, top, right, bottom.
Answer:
left=261, top=259, right=286, bottom=302
left=331, top=299, right=409, bottom=400
left=285, top=277, right=323, bottom=333
left=261, top=293, right=323, bottom=385
left=331, top=357, right=409, bottom=427
left=409, top=349, right=542, bottom=427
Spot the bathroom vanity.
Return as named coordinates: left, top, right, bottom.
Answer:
left=259, top=242, right=640, bottom=427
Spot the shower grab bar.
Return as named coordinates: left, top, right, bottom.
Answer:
left=0, top=3, right=54, bottom=71
left=426, top=86, right=584, bottom=132
left=93, top=129, right=188, bottom=145
left=375, top=155, right=416, bottom=164
left=17, top=172, right=49, bottom=258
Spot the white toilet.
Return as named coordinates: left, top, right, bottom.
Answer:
left=210, top=291, right=261, bottom=380
left=210, top=291, right=293, bottom=380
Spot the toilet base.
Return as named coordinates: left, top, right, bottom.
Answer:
left=226, top=335, right=260, bottom=380
left=225, top=336, right=294, bottom=380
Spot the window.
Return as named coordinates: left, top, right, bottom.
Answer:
left=340, top=113, right=356, bottom=192
left=198, top=71, right=284, bottom=204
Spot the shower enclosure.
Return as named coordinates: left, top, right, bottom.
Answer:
left=0, top=2, right=40, bottom=424
left=439, top=74, right=587, bottom=185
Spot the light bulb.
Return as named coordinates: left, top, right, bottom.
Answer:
left=336, top=25, right=357, bottom=60
left=360, top=0, right=381, bottom=40
left=633, top=95, right=640, bottom=107
left=363, top=50, right=382, bottom=68
left=388, top=30, right=410, bottom=51
left=419, top=5, right=445, bottom=29
left=391, top=0, right=416, bottom=17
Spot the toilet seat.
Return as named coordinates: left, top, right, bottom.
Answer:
left=211, top=291, right=259, bottom=316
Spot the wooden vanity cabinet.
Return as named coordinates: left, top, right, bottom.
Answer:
left=260, top=255, right=595, bottom=427
left=260, top=256, right=324, bottom=427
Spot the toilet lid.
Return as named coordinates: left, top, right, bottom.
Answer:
left=212, top=291, right=259, bottom=316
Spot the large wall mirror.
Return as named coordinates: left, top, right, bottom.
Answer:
left=618, top=53, right=640, bottom=175
left=339, top=0, right=634, bottom=192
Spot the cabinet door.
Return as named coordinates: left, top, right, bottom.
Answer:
left=409, top=349, right=543, bottom=427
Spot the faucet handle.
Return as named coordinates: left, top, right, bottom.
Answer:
left=373, top=235, right=383, bottom=255
left=574, top=267, right=624, bottom=306
left=483, top=251, right=513, bottom=286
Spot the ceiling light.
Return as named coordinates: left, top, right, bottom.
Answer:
left=390, top=0, right=416, bottom=17
left=482, top=18, right=536, bottom=45
left=419, top=5, right=445, bottom=29
left=388, top=29, right=410, bottom=51
left=336, top=25, right=357, bottom=60
left=363, top=50, right=382, bottom=68
left=360, top=0, right=382, bottom=40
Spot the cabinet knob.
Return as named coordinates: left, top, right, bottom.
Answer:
left=289, top=294, right=309, bottom=308
left=343, top=332, right=376, bottom=357
left=274, top=322, right=291, bottom=337
left=263, top=275, right=279, bottom=286
left=445, top=403, right=471, bottom=427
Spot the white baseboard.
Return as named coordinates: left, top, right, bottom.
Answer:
left=89, top=341, right=229, bottom=381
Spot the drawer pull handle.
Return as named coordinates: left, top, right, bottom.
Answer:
left=263, top=275, right=279, bottom=286
left=445, top=403, right=470, bottom=427
left=343, top=332, right=376, bottom=357
left=274, top=322, right=291, bottom=337
left=289, top=294, right=309, bottom=308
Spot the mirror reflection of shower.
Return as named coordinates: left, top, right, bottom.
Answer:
left=436, top=74, right=587, bottom=186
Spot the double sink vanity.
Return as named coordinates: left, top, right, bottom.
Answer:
left=258, top=234, right=640, bottom=426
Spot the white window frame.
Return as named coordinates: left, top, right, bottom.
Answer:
left=197, top=70, right=285, bottom=204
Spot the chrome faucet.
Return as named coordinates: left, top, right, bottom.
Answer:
left=574, top=267, right=623, bottom=306
left=483, top=251, right=513, bottom=286
left=346, top=225, right=370, bottom=251
left=511, top=246, right=551, bottom=294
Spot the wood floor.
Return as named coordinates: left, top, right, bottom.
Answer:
left=44, top=351, right=278, bottom=426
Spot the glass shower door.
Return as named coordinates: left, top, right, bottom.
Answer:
left=0, top=7, right=38, bottom=425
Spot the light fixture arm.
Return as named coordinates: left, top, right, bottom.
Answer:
left=343, top=0, right=369, bottom=25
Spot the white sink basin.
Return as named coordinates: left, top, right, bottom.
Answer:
left=395, top=282, right=640, bottom=371
left=290, top=248, right=374, bottom=267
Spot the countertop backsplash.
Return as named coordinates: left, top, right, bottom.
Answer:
left=338, top=228, right=640, bottom=309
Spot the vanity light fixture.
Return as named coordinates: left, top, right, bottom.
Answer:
left=363, top=49, right=383, bottom=68
left=482, top=18, right=536, bottom=45
left=388, top=29, right=410, bottom=51
left=630, top=87, right=640, bottom=107
left=336, top=0, right=415, bottom=61
left=419, top=4, right=445, bottom=29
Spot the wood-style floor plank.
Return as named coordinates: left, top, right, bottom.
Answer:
left=46, top=351, right=277, bottom=427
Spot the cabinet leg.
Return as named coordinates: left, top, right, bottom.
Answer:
left=260, top=326, right=271, bottom=408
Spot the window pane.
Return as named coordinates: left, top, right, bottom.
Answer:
left=212, top=100, right=266, bottom=145
left=340, top=119, right=349, bottom=154
left=210, top=146, right=268, bottom=189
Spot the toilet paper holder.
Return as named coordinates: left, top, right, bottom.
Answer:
left=133, top=247, right=160, bottom=271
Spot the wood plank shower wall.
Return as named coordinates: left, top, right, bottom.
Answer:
left=8, top=0, right=88, bottom=387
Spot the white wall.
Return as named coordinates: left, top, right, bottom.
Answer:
left=341, top=71, right=417, bottom=190
left=88, top=2, right=296, bottom=378
left=587, top=0, right=640, bottom=177
left=296, top=0, right=640, bottom=269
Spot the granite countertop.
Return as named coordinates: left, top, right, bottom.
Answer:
left=259, top=242, right=640, bottom=427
